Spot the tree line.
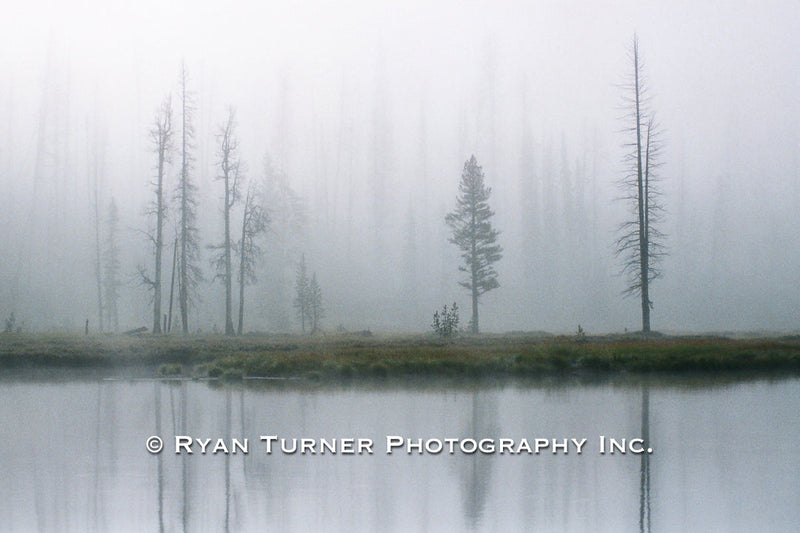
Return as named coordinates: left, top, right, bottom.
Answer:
left=98, top=35, right=663, bottom=337
left=134, top=64, right=313, bottom=336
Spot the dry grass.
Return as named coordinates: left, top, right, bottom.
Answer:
left=2, top=331, right=800, bottom=380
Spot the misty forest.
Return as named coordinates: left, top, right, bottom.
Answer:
left=1, top=1, right=799, bottom=336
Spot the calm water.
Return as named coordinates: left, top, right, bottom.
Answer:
left=1, top=375, right=798, bottom=532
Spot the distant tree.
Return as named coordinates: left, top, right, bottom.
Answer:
left=445, top=155, right=502, bottom=334
left=308, top=272, right=324, bottom=333
left=402, top=205, right=418, bottom=309
left=176, top=62, right=202, bottom=335
left=615, top=35, right=666, bottom=333
left=211, top=108, right=242, bottom=336
left=90, top=138, right=104, bottom=333
left=560, top=135, right=575, bottom=241
left=517, top=75, right=539, bottom=260
left=236, top=183, right=269, bottom=335
left=371, top=48, right=391, bottom=259
left=261, top=154, right=307, bottom=331
left=139, top=95, right=172, bottom=334
left=103, top=197, right=121, bottom=332
left=294, top=254, right=310, bottom=333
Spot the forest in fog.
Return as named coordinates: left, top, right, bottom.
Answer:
left=0, top=1, right=798, bottom=334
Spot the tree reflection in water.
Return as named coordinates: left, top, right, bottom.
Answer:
left=459, top=389, right=498, bottom=530
left=639, top=386, right=651, bottom=533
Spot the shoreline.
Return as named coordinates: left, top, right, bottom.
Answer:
left=2, top=332, right=800, bottom=381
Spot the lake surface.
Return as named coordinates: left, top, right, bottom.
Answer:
left=1, top=375, right=798, bottom=532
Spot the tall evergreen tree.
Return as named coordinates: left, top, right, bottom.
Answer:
left=445, top=155, right=503, bottom=334
left=615, top=36, right=666, bottom=333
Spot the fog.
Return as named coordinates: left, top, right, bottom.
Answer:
left=1, top=0, right=798, bottom=334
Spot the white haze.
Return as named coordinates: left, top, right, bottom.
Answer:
left=0, top=0, right=798, bottom=334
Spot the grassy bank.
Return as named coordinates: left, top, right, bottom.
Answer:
left=2, top=332, right=800, bottom=380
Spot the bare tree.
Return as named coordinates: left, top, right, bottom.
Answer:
left=139, top=95, right=172, bottom=334
left=176, top=62, right=202, bottom=335
left=211, top=108, right=241, bottom=335
left=615, top=35, right=666, bottom=333
left=236, top=183, right=268, bottom=335
left=445, top=155, right=503, bottom=334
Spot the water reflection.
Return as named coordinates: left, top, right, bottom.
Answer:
left=154, top=382, right=164, bottom=533
left=0, top=376, right=798, bottom=532
left=459, top=390, right=497, bottom=530
left=224, top=388, right=231, bottom=533
left=180, top=382, right=190, bottom=533
left=639, top=386, right=651, bottom=533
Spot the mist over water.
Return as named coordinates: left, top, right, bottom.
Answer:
left=1, top=377, right=798, bottom=532
left=0, top=1, right=798, bottom=333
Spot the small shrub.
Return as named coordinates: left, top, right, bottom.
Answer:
left=432, top=302, right=460, bottom=339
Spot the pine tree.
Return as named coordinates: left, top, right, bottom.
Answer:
left=445, top=155, right=502, bottom=334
